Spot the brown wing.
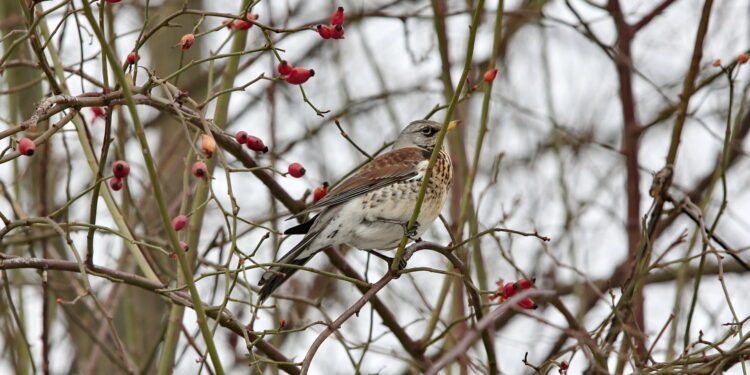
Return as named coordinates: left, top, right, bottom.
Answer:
left=288, top=147, right=426, bottom=219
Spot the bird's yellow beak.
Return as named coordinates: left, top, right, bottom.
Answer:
left=447, top=120, right=460, bottom=131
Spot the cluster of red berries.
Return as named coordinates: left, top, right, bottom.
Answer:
left=316, top=7, right=345, bottom=39
left=277, top=61, right=314, bottom=85
left=232, top=131, right=305, bottom=178
left=110, top=160, right=130, bottom=191
left=18, top=138, right=35, bottom=156
left=235, top=131, right=268, bottom=153
left=713, top=53, right=750, bottom=67
left=191, top=135, right=216, bottom=177
left=489, top=278, right=537, bottom=310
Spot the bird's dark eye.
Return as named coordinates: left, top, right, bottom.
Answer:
left=420, top=126, right=436, bottom=136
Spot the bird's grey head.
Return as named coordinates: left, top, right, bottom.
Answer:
left=392, top=120, right=444, bottom=151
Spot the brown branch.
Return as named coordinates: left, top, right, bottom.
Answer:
left=6, top=91, right=306, bottom=215
left=632, top=0, right=677, bottom=32
left=608, top=0, right=645, bottom=357
left=299, top=270, right=396, bottom=374
left=0, top=253, right=301, bottom=375
left=596, top=0, right=715, bottom=366
left=325, top=248, right=429, bottom=367
left=426, top=290, right=556, bottom=375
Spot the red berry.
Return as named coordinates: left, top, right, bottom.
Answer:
left=277, top=60, right=293, bottom=75
left=330, top=6, right=345, bottom=26
left=331, top=25, right=345, bottom=39
left=235, top=131, right=249, bottom=144
left=288, top=163, right=306, bottom=178
left=56, top=298, right=63, bottom=304
left=192, top=161, right=208, bottom=178
left=516, top=278, right=534, bottom=290
left=559, top=361, right=569, bottom=370
left=109, top=177, right=123, bottom=191
left=313, top=182, right=329, bottom=202
left=517, top=298, right=537, bottom=310
left=231, top=14, right=258, bottom=30
left=280, top=319, right=287, bottom=327
left=179, top=33, right=195, bottom=50
left=112, top=160, right=130, bottom=178
left=284, top=68, right=314, bottom=84
left=171, top=215, right=188, bottom=231
left=126, top=52, right=140, bottom=65
left=316, top=25, right=333, bottom=39
left=484, top=68, right=498, bottom=82
left=171, top=253, right=178, bottom=259
left=18, top=138, right=35, bottom=156
left=246, top=135, right=268, bottom=153
left=502, top=282, right=516, bottom=298
left=91, top=106, right=105, bottom=122
left=179, top=241, right=189, bottom=252
left=201, top=135, right=216, bottom=158
left=232, top=20, right=251, bottom=30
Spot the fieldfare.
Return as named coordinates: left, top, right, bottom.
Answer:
left=258, top=120, right=455, bottom=302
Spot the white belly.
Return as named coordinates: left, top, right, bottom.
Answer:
left=332, top=182, right=448, bottom=250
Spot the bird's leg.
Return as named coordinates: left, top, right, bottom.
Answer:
left=365, top=249, right=407, bottom=271
left=375, top=217, right=420, bottom=241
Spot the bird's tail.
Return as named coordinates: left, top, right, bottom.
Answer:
left=257, top=232, right=319, bottom=303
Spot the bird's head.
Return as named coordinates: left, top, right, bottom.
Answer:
left=392, top=120, right=458, bottom=151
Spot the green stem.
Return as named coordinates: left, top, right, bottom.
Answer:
left=390, top=0, right=484, bottom=273
left=459, top=0, right=505, bottom=296
left=77, top=1, right=224, bottom=373
left=419, top=274, right=452, bottom=345
left=159, top=0, right=253, bottom=372
left=34, top=5, right=159, bottom=282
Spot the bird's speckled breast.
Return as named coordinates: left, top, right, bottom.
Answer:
left=351, top=150, right=453, bottom=249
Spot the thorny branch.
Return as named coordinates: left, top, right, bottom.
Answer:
left=1, top=0, right=749, bottom=374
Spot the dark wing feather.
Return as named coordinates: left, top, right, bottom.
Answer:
left=287, top=147, right=425, bottom=220
left=258, top=230, right=321, bottom=302
left=283, top=214, right=318, bottom=235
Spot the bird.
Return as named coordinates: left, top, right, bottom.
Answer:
left=257, top=120, right=456, bottom=302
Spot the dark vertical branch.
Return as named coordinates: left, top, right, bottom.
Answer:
left=597, top=1, right=716, bottom=368
left=607, top=0, right=645, bottom=357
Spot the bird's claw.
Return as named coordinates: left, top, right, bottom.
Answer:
left=404, top=229, right=419, bottom=241
left=375, top=217, right=420, bottom=241
left=390, top=258, right=407, bottom=279
left=404, top=221, right=422, bottom=242
left=397, top=257, right=407, bottom=270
